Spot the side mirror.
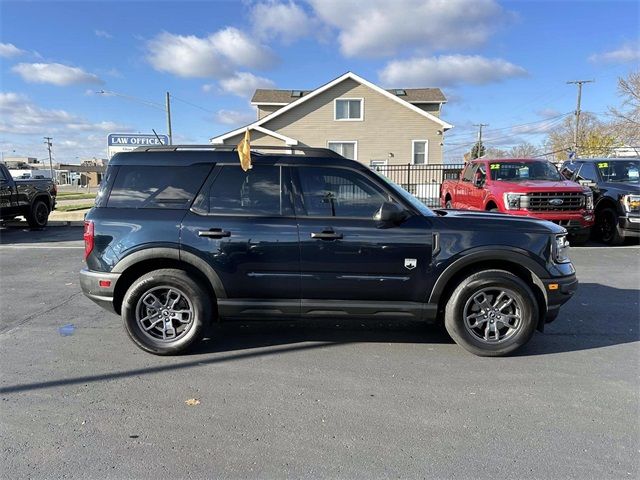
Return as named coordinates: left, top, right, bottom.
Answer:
left=374, top=202, right=408, bottom=225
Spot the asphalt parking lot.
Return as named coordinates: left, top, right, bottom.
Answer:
left=1, top=226, right=638, bottom=479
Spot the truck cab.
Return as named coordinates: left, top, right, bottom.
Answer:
left=0, top=163, right=57, bottom=228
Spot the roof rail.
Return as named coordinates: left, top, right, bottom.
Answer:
left=132, top=144, right=345, bottom=158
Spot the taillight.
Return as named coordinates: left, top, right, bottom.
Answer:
left=83, top=220, right=94, bottom=260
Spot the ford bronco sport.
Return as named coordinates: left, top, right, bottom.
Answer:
left=80, top=146, right=577, bottom=357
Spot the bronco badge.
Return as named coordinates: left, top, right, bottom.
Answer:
left=404, top=258, right=417, bottom=270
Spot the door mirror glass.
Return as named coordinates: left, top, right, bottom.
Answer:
left=374, top=201, right=408, bottom=225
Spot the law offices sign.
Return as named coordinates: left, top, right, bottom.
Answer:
left=107, top=133, right=169, bottom=159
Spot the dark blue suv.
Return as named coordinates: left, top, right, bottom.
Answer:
left=80, top=146, right=577, bottom=356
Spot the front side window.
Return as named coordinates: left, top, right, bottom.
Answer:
left=575, top=163, right=598, bottom=182
left=413, top=141, right=428, bottom=165
left=295, top=166, right=393, bottom=218
left=200, top=165, right=285, bottom=216
left=335, top=99, right=363, bottom=120
left=461, top=163, right=477, bottom=182
left=327, top=141, right=357, bottom=160
left=107, top=165, right=210, bottom=209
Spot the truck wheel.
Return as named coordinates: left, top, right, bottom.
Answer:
left=121, top=269, right=211, bottom=355
left=597, top=208, right=625, bottom=245
left=444, top=270, right=538, bottom=357
left=26, top=200, right=50, bottom=229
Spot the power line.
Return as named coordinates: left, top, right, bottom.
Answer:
left=169, top=94, right=217, bottom=114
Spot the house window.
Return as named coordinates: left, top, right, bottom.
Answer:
left=412, top=140, right=428, bottom=165
left=334, top=98, right=363, bottom=121
left=328, top=141, right=357, bottom=160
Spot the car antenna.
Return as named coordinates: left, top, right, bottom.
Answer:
left=151, top=129, right=163, bottom=144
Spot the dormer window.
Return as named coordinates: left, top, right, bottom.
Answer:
left=334, top=98, right=363, bottom=121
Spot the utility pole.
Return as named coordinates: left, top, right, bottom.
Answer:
left=472, top=123, right=489, bottom=158
left=43, top=136, right=53, bottom=180
left=166, top=91, right=173, bottom=145
left=567, top=80, right=594, bottom=158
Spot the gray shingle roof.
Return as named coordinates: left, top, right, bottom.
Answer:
left=251, top=87, right=446, bottom=104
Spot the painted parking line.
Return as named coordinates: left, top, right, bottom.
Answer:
left=0, top=245, right=84, bottom=249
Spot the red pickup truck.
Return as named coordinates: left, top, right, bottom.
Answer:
left=440, top=158, right=594, bottom=243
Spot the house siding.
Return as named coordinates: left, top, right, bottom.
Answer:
left=257, top=104, right=284, bottom=120
left=224, top=78, right=445, bottom=165
left=414, top=103, right=441, bottom=117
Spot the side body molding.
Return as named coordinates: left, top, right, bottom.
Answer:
left=428, top=247, right=549, bottom=304
left=111, top=247, right=227, bottom=299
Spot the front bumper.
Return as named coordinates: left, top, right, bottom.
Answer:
left=620, top=214, right=640, bottom=238
left=507, top=210, right=594, bottom=231
left=542, top=273, right=578, bottom=323
left=79, top=268, right=120, bottom=314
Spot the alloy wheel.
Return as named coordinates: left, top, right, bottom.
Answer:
left=135, top=286, right=194, bottom=342
left=463, top=287, right=522, bottom=343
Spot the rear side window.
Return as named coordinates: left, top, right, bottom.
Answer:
left=193, top=165, right=290, bottom=216
left=107, top=165, right=211, bottom=209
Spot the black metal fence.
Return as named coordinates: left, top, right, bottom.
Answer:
left=370, top=163, right=465, bottom=207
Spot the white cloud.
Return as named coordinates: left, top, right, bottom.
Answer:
left=146, top=28, right=276, bottom=78
left=12, top=63, right=103, bottom=86
left=0, top=42, right=26, bottom=58
left=589, top=43, right=640, bottom=64
left=95, top=30, right=113, bottom=39
left=307, top=0, right=510, bottom=57
left=379, top=55, right=527, bottom=87
left=202, top=83, right=216, bottom=93
left=0, top=92, right=131, bottom=161
left=251, top=1, right=316, bottom=44
left=214, top=109, right=256, bottom=126
left=219, top=72, right=275, bottom=98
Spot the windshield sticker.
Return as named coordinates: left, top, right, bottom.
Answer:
left=490, top=164, right=500, bottom=170
left=629, top=168, right=639, bottom=179
left=597, top=162, right=609, bottom=169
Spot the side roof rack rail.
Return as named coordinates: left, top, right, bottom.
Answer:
left=132, top=144, right=344, bottom=158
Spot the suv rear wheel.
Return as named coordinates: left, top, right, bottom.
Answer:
left=444, top=270, right=538, bottom=356
left=121, top=268, right=211, bottom=355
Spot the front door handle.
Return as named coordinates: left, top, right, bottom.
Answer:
left=198, top=228, right=231, bottom=239
left=311, top=230, right=343, bottom=240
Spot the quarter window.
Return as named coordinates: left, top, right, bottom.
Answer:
left=335, top=99, right=363, bottom=120
left=107, top=165, right=210, bottom=209
left=295, top=166, right=392, bottom=218
left=199, top=165, right=285, bottom=216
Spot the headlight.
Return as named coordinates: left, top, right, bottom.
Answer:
left=552, top=234, right=571, bottom=263
left=585, top=192, right=594, bottom=210
left=503, top=193, right=522, bottom=210
left=622, top=194, right=640, bottom=213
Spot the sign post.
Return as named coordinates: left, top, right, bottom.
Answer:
left=107, top=133, right=169, bottom=160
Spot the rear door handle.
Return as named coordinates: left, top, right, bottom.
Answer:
left=311, top=230, right=343, bottom=240
left=198, top=228, right=231, bottom=239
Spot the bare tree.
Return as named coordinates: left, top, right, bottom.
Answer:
left=508, top=142, right=538, bottom=158
left=609, top=71, right=640, bottom=145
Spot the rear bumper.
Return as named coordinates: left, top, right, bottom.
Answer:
left=543, top=273, right=578, bottom=323
left=79, top=268, right=120, bottom=314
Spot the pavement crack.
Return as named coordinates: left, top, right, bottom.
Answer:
left=0, top=292, right=84, bottom=336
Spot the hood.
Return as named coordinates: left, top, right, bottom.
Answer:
left=492, top=179, right=585, bottom=191
left=598, top=181, right=640, bottom=196
left=434, top=209, right=566, bottom=235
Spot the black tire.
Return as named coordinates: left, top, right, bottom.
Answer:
left=121, top=268, right=212, bottom=355
left=568, top=228, right=591, bottom=246
left=444, top=270, right=539, bottom=357
left=26, top=200, right=49, bottom=229
left=597, top=208, right=625, bottom=245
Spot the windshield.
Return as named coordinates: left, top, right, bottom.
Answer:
left=370, top=169, right=434, bottom=216
left=489, top=161, right=562, bottom=182
left=596, top=160, right=640, bottom=183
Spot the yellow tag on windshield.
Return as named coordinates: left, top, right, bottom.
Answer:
left=597, top=162, right=608, bottom=168
left=490, top=164, right=500, bottom=170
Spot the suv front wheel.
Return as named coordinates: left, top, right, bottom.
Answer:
left=121, top=269, right=211, bottom=355
left=444, top=270, right=538, bottom=356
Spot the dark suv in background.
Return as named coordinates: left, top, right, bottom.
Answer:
left=560, top=158, right=640, bottom=244
left=81, top=146, right=577, bottom=357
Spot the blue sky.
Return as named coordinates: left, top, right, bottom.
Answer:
left=1, top=0, right=638, bottom=163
